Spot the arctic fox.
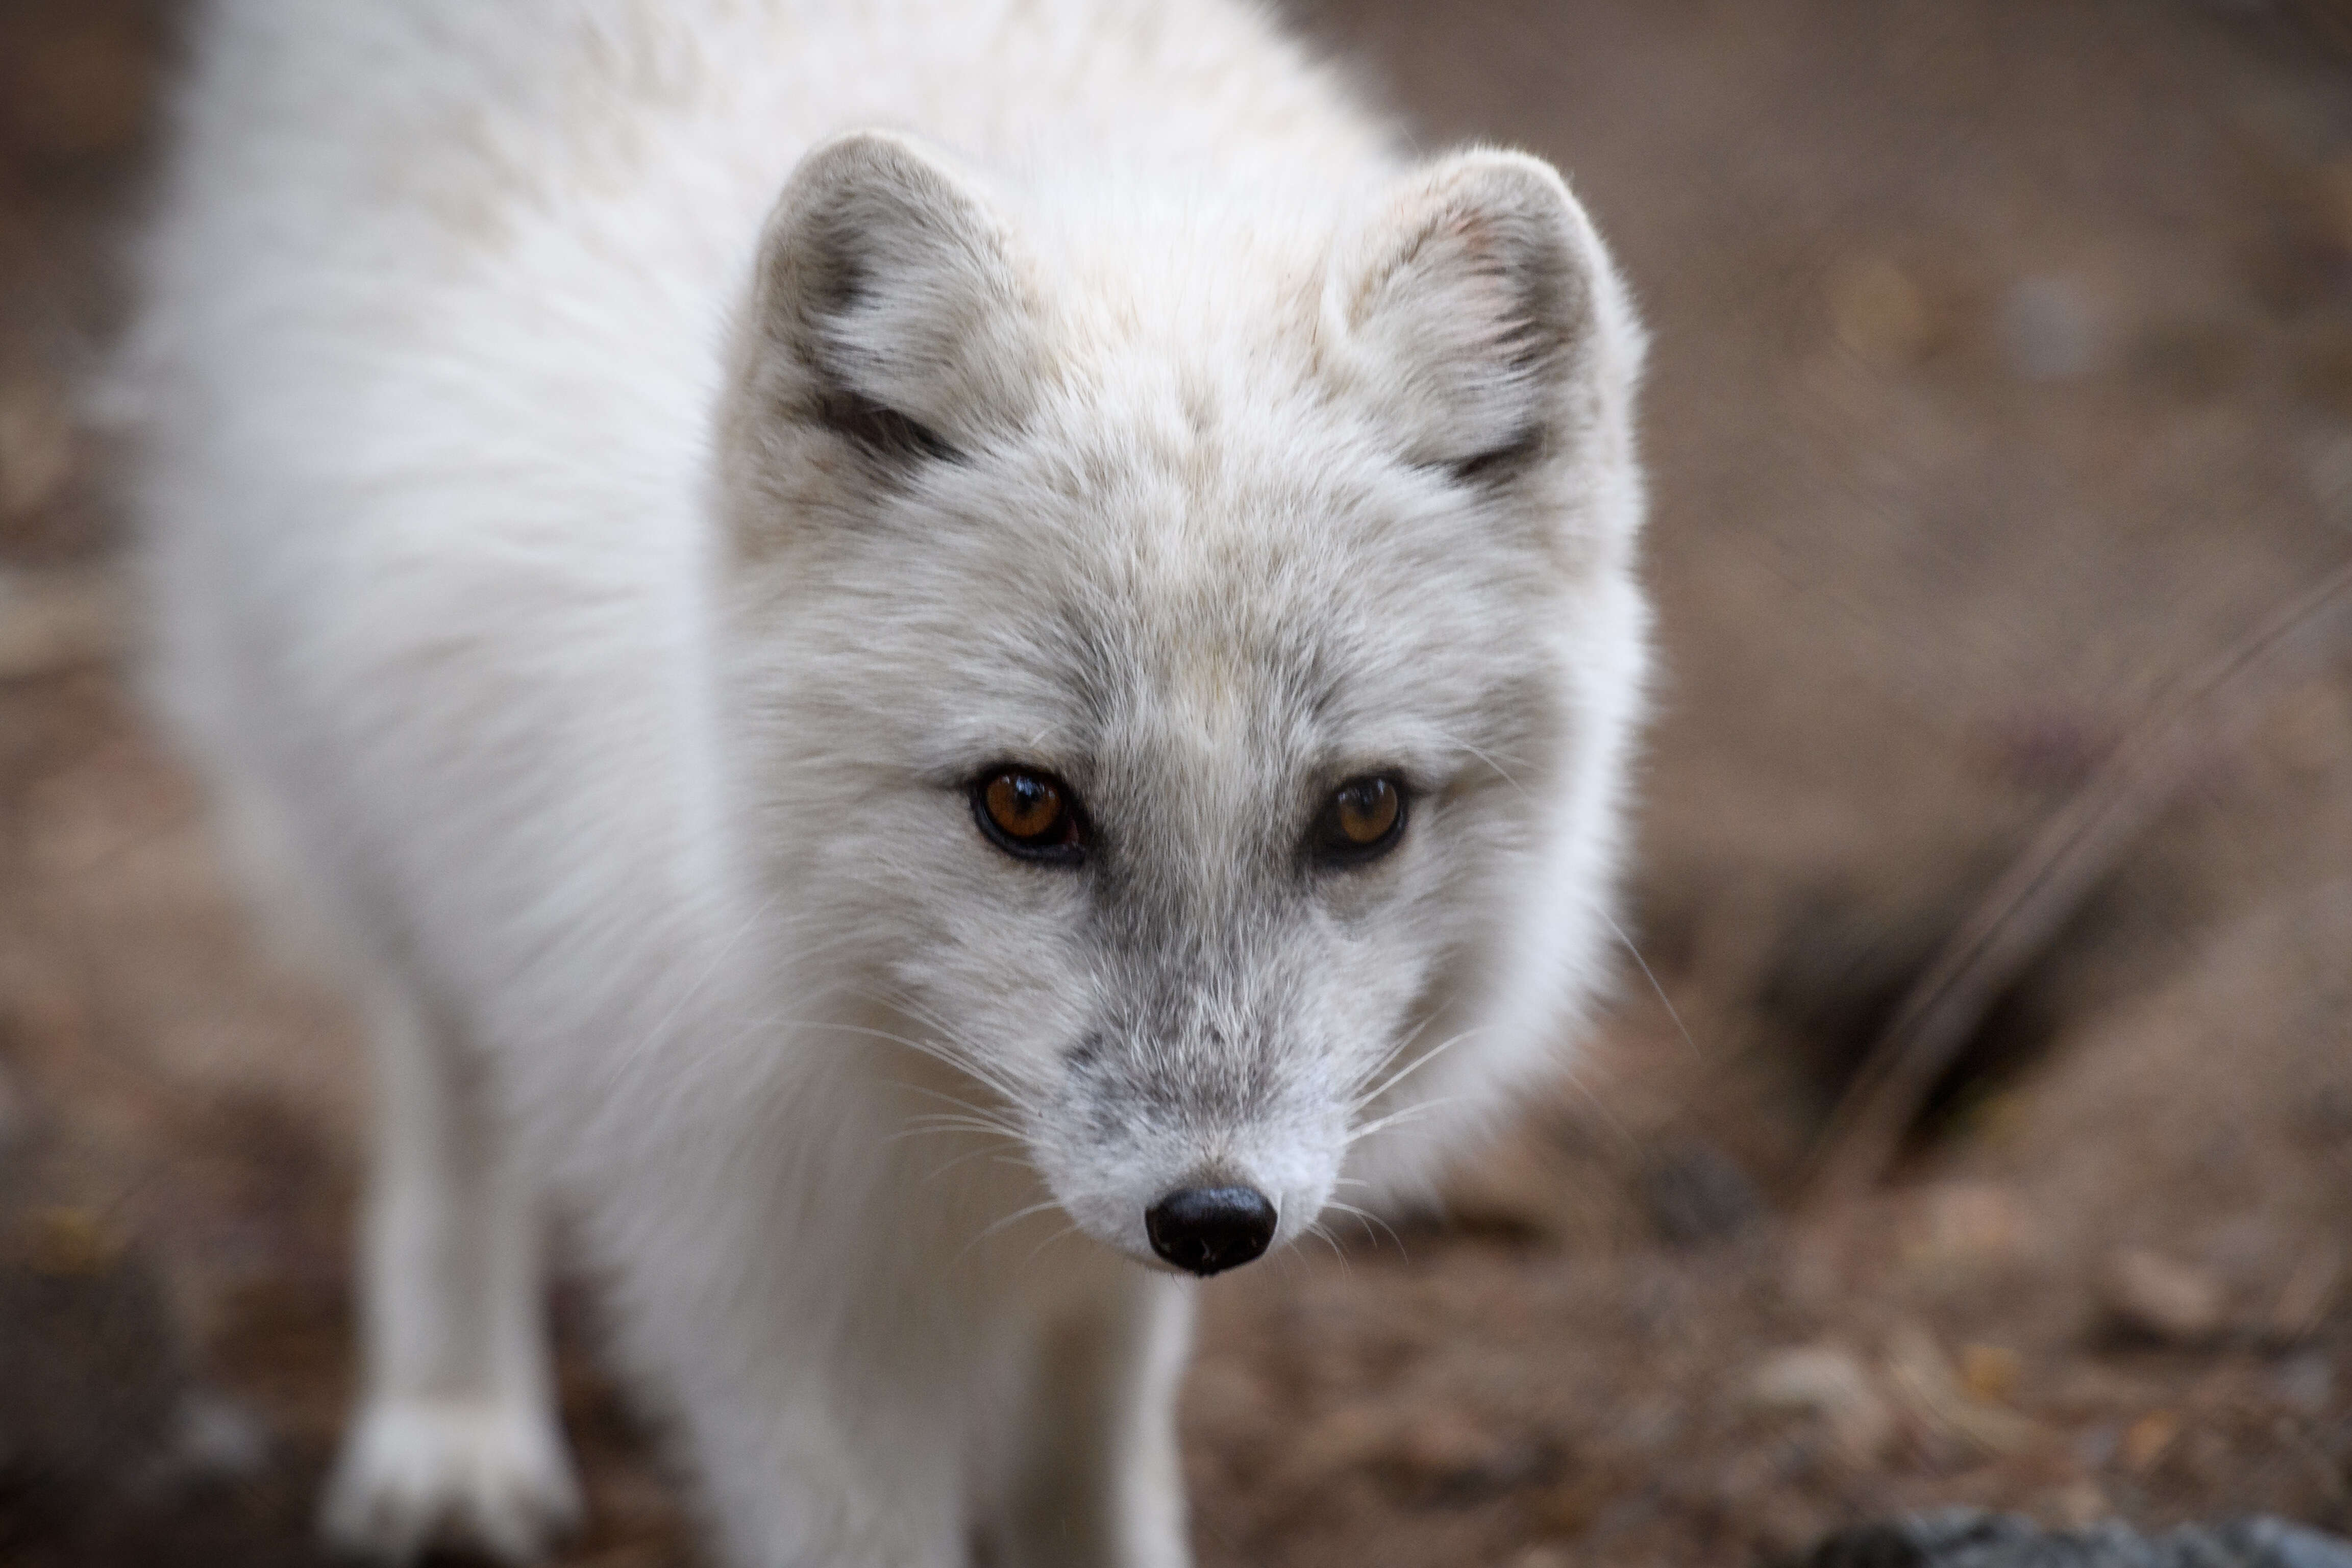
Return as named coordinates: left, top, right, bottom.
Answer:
left=131, top=1, right=1650, bottom=1563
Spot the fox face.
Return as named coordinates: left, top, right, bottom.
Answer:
left=717, top=133, right=1648, bottom=1274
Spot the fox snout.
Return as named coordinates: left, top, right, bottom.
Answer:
left=1032, top=1037, right=1348, bottom=1277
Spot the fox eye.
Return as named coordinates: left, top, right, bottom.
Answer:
left=973, top=767, right=1087, bottom=865
left=1310, top=775, right=1406, bottom=866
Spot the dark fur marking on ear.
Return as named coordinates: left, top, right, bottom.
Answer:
left=816, top=389, right=961, bottom=465
left=1439, top=425, right=1546, bottom=488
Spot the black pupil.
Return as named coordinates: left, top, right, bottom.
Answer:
left=1006, top=776, right=1055, bottom=835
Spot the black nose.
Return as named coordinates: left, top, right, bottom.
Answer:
left=1145, top=1186, right=1277, bottom=1276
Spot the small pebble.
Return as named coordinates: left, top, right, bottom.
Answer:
left=1800, top=1510, right=2352, bottom=1567
left=2122, top=1410, right=2180, bottom=1471
left=1829, top=254, right=1938, bottom=365
left=170, top=1391, right=270, bottom=1483
left=2273, top=1352, right=2334, bottom=1414
left=2002, top=277, right=2101, bottom=381
left=1884, top=1325, right=2037, bottom=1457
left=1637, top=1139, right=1764, bottom=1248
left=1903, top=1184, right=2038, bottom=1280
left=1749, top=1344, right=1896, bottom=1459
left=2099, top=1248, right=2227, bottom=1346
left=1960, top=1343, right=2022, bottom=1404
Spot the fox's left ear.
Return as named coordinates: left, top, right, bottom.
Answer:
left=1322, top=149, right=1644, bottom=514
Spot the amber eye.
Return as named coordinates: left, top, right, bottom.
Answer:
left=1311, top=775, right=1407, bottom=866
left=973, top=767, right=1087, bottom=864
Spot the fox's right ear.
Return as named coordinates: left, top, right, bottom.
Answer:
left=728, top=131, right=1045, bottom=484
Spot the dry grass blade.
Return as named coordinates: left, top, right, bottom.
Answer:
left=1806, top=557, right=2352, bottom=1205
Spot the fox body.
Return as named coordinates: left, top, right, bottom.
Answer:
left=132, top=2, right=1650, bottom=1563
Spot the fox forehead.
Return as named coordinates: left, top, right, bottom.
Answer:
left=866, top=388, right=1563, bottom=764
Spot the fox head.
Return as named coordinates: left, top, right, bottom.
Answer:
left=715, top=131, right=1647, bottom=1274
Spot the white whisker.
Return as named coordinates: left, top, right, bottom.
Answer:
left=1348, top=1094, right=1464, bottom=1143
left=952, top=1198, right=1065, bottom=1267
left=1349, top=1026, right=1484, bottom=1115
left=1020, top=1223, right=1082, bottom=1269
left=916, top=1140, right=1030, bottom=1184
left=1304, top=1219, right=1350, bottom=1275
left=1600, top=906, right=1701, bottom=1061
left=1324, top=1199, right=1405, bottom=1257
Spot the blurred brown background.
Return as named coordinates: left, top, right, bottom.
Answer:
left=3, top=2, right=2350, bottom=1564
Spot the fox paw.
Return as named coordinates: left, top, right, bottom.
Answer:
left=321, top=1396, right=582, bottom=1563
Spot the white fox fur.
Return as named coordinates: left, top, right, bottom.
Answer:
left=129, top=2, right=1650, bottom=1563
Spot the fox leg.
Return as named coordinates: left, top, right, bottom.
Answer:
left=322, top=969, right=580, bottom=1563
left=991, top=1273, right=1195, bottom=1568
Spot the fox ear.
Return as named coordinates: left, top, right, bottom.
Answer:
left=733, top=131, right=1043, bottom=472
left=1323, top=148, right=1643, bottom=492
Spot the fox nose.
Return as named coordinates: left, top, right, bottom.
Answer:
left=1145, top=1186, right=1277, bottom=1276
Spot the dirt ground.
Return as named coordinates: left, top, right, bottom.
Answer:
left=3, top=2, right=2350, bottom=1565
